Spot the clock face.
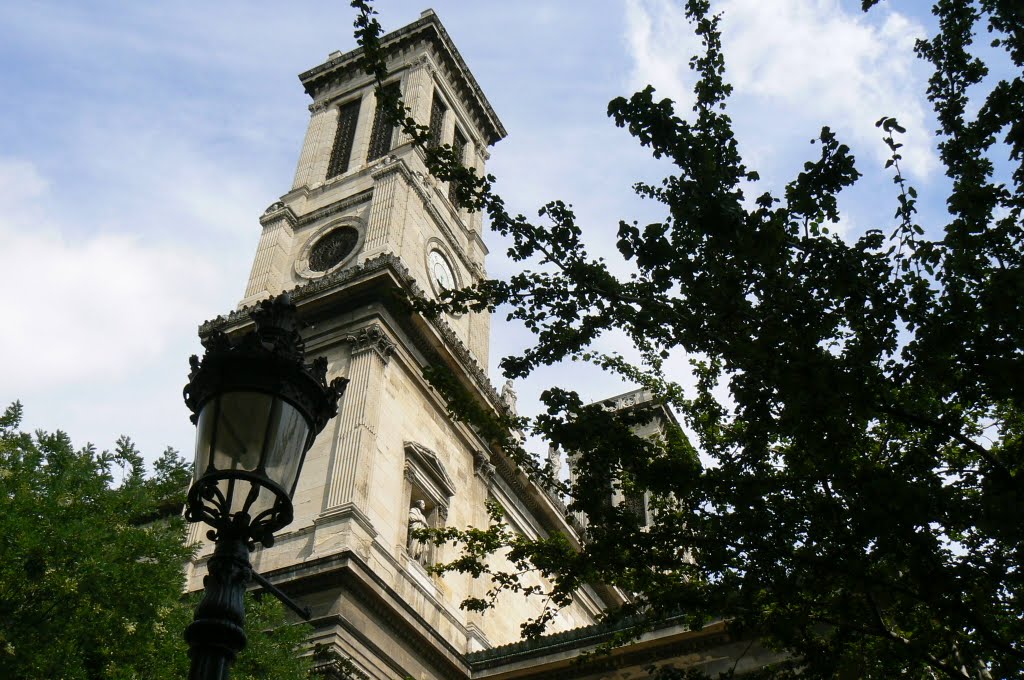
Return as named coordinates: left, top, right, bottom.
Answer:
left=428, top=250, right=455, bottom=292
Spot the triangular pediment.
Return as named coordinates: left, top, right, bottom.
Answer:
left=404, top=441, right=456, bottom=499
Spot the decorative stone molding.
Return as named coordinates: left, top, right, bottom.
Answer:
left=412, top=169, right=436, bottom=191
left=294, top=216, right=367, bottom=280
left=404, top=442, right=457, bottom=504
left=300, top=551, right=475, bottom=678
left=465, top=612, right=700, bottom=671
left=295, top=189, right=373, bottom=228
left=308, top=100, right=330, bottom=114
left=297, top=13, right=506, bottom=144
left=262, top=200, right=285, bottom=215
left=345, top=324, right=395, bottom=364
left=409, top=53, right=436, bottom=77
left=473, top=450, right=495, bottom=483
left=259, top=201, right=297, bottom=228
left=599, top=388, right=653, bottom=411
left=541, top=483, right=570, bottom=518
left=369, top=153, right=400, bottom=178
left=465, top=623, right=493, bottom=654
left=490, top=451, right=560, bottom=529
left=314, top=502, right=378, bottom=539
left=312, top=505, right=377, bottom=563
left=199, top=253, right=505, bottom=424
left=404, top=441, right=456, bottom=565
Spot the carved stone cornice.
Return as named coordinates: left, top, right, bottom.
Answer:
left=426, top=312, right=502, bottom=409
left=267, top=551, right=472, bottom=678
left=199, top=252, right=505, bottom=441
left=409, top=53, right=436, bottom=77
left=473, top=450, right=495, bottom=484
left=200, top=254, right=402, bottom=336
left=540, top=482, right=569, bottom=518
left=259, top=201, right=297, bottom=228
left=314, top=502, right=378, bottom=540
left=464, top=612, right=700, bottom=671
left=199, top=255, right=584, bottom=547
left=345, top=323, right=395, bottom=364
left=369, top=153, right=401, bottom=180
left=492, top=454, right=542, bottom=518
left=298, top=11, right=506, bottom=145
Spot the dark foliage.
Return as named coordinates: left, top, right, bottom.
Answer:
left=351, top=1, right=1023, bottom=677
left=0, top=402, right=312, bottom=679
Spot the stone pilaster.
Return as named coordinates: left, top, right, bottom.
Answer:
left=396, top=55, right=434, bottom=148
left=292, top=101, right=335, bottom=190
left=363, top=159, right=406, bottom=258
left=324, top=324, right=395, bottom=511
left=469, top=307, right=491, bottom=369
left=240, top=203, right=296, bottom=305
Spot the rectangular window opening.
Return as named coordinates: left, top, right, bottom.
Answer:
left=367, top=82, right=401, bottom=162
left=623, top=490, right=649, bottom=527
left=428, top=90, right=447, bottom=150
left=448, top=128, right=467, bottom=207
left=327, top=99, right=361, bottom=179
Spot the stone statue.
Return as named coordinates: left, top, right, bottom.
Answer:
left=500, top=379, right=518, bottom=414
left=407, top=500, right=429, bottom=564
left=547, top=444, right=563, bottom=479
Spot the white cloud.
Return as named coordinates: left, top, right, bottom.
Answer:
left=623, top=0, right=697, bottom=107
left=0, top=158, right=49, bottom=197
left=0, top=157, right=224, bottom=394
left=624, top=0, right=936, bottom=180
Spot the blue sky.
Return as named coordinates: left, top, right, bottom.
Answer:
left=1, top=1, right=952, bottom=465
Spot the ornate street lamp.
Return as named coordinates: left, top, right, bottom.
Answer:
left=182, top=293, right=346, bottom=680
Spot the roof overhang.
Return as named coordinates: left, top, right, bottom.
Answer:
left=299, top=9, right=506, bottom=146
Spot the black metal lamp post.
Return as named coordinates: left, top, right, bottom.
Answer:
left=182, top=294, right=346, bottom=680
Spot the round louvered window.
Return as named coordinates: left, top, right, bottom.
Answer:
left=308, top=226, right=359, bottom=272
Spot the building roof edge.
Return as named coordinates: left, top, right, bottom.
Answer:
left=298, top=10, right=507, bottom=145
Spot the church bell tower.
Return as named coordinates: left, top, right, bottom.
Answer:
left=186, top=10, right=608, bottom=678
left=241, top=8, right=503, bottom=367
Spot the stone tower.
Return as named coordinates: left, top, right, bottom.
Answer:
left=240, top=9, right=500, bottom=365
left=186, top=11, right=613, bottom=678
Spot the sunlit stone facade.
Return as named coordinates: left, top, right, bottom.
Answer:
left=185, top=10, right=780, bottom=679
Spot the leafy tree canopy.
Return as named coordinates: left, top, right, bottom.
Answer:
left=0, top=401, right=311, bottom=679
left=352, top=0, right=1024, bottom=677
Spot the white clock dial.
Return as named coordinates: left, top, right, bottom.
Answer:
left=428, top=250, right=455, bottom=292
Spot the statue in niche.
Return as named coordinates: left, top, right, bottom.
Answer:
left=407, top=499, right=429, bottom=565
left=500, top=379, right=518, bottom=415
